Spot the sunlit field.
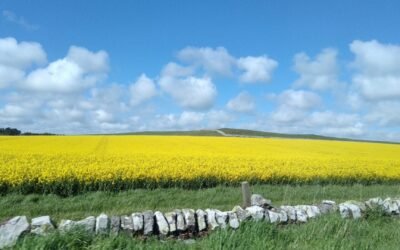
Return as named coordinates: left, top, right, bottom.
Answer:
left=1, top=136, right=400, bottom=195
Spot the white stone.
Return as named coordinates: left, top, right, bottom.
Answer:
left=383, top=198, right=399, bottom=215
left=142, top=211, right=154, bottom=235
left=58, top=219, right=76, bottom=232
left=215, top=210, right=228, bottom=229
left=339, top=204, right=351, bottom=218
left=174, top=209, right=186, bottom=231
left=232, top=206, right=251, bottom=222
left=251, top=194, right=272, bottom=208
left=205, top=209, right=219, bottom=230
left=0, top=216, right=30, bottom=249
left=165, top=212, right=177, bottom=233
left=268, top=210, right=280, bottom=223
left=120, top=215, right=133, bottom=235
left=110, top=216, right=120, bottom=235
left=245, top=206, right=265, bottom=221
left=295, top=208, right=308, bottom=223
left=227, top=211, right=240, bottom=229
left=339, top=203, right=362, bottom=219
left=31, top=215, right=54, bottom=235
left=182, top=209, right=196, bottom=231
left=280, top=206, right=296, bottom=221
left=278, top=210, right=288, bottom=223
left=365, top=197, right=383, bottom=209
left=195, top=209, right=207, bottom=231
left=95, top=214, right=109, bottom=235
left=132, top=213, right=143, bottom=232
left=76, top=216, right=96, bottom=233
left=154, top=211, right=169, bottom=236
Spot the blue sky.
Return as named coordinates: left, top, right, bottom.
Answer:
left=1, top=1, right=400, bottom=141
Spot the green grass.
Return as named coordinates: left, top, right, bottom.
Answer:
left=10, top=212, right=400, bottom=250
left=3, top=184, right=400, bottom=249
left=1, top=184, right=400, bottom=222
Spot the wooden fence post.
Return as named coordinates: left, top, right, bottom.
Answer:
left=241, top=181, right=251, bottom=208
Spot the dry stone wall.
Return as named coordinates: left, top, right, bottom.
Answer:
left=1, top=195, right=399, bottom=249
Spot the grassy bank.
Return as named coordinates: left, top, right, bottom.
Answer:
left=2, top=184, right=400, bottom=249
left=1, top=184, right=400, bottom=222
left=11, top=212, right=400, bottom=250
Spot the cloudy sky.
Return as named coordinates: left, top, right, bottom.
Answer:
left=1, top=1, right=400, bottom=141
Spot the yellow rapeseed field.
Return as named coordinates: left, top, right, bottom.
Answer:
left=1, top=135, right=400, bottom=194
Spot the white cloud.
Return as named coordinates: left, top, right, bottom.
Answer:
left=94, top=109, right=114, bottom=123
left=159, top=73, right=217, bottom=110
left=364, top=101, right=400, bottom=126
left=24, top=46, right=108, bottom=93
left=237, top=56, right=278, bottom=83
left=227, top=92, right=255, bottom=113
left=0, top=66, right=24, bottom=88
left=276, top=89, right=321, bottom=109
left=2, top=10, right=39, bottom=31
left=67, top=46, right=108, bottom=73
left=0, top=37, right=46, bottom=68
left=0, top=37, right=46, bottom=88
left=130, top=74, right=157, bottom=106
left=293, top=48, right=339, bottom=90
left=177, top=46, right=235, bottom=75
left=350, top=40, right=400, bottom=101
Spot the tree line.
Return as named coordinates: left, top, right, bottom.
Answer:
left=0, top=127, right=55, bottom=136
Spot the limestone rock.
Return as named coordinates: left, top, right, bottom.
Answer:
left=383, top=198, right=399, bottom=215
left=365, top=197, right=383, bottom=209
left=110, top=216, right=120, bottom=236
left=95, top=214, right=109, bottom=235
left=278, top=210, right=288, bottom=223
left=0, top=216, right=30, bottom=249
left=174, top=209, right=186, bottom=231
left=120, top=215, right=133, bottom=235
left=205, top=209, right=219, bottom=230
left=143, top=211, right=154, bottom=236
left=245, top=206, right=265, bottom=221
left=251, top=194, right=273, bottom=209
left=165, top=212, right=177, bottom=233
left=182, top=209, right=196, bottom=232
left=344, top=200, right=367, bottom=212
left=280, top=206, right=296, bottom=221
left=31, top=216, right=54, bottom=235
left=154, top=211, right=169, bottom=236
left=339, top=203, right=362, bottom=219
left=232, top=206, right=251, bottom=222
left=195, top=209, right=207, bottom=231
left=294, top=208, right=308, bottom=223
left=58, top=219, right=76, bottom=232
left=319, top=200, right=337, bottom=214
left=76, top=216, right=96, bottom=233
left=132, top=213, right=143, bottom=233
left=215, top=210, right=228, bottom=229
left=227, top=211, right=240, bottom=229
left=267, top=210, right=280, bottom=223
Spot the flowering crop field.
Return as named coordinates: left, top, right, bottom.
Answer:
left=1, top=136, right=400, bottom=195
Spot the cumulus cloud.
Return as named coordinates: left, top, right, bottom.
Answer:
left=177, top=46, right=235, bottom=75
left=23, top=46, right=108, bottom=92
left=237, top=56, right=278, bottom=83
left=159, top=66, right=217, bottom=110
left=350, top=40, right=400, bottom=101
left=227, top=92, right=255, bottom=113
left=293, top=48, right=339, bottom=90
left=130, top=74, right=157, bottom=106
left=0, top=37, right=46, bottom=88
left=276, top=89, right=321, bottom=110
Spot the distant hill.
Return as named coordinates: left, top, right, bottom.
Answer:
left=112, top=128, right=399, bottom=145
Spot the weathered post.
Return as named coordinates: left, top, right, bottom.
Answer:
left=241, top=181, right=251, bottom=208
